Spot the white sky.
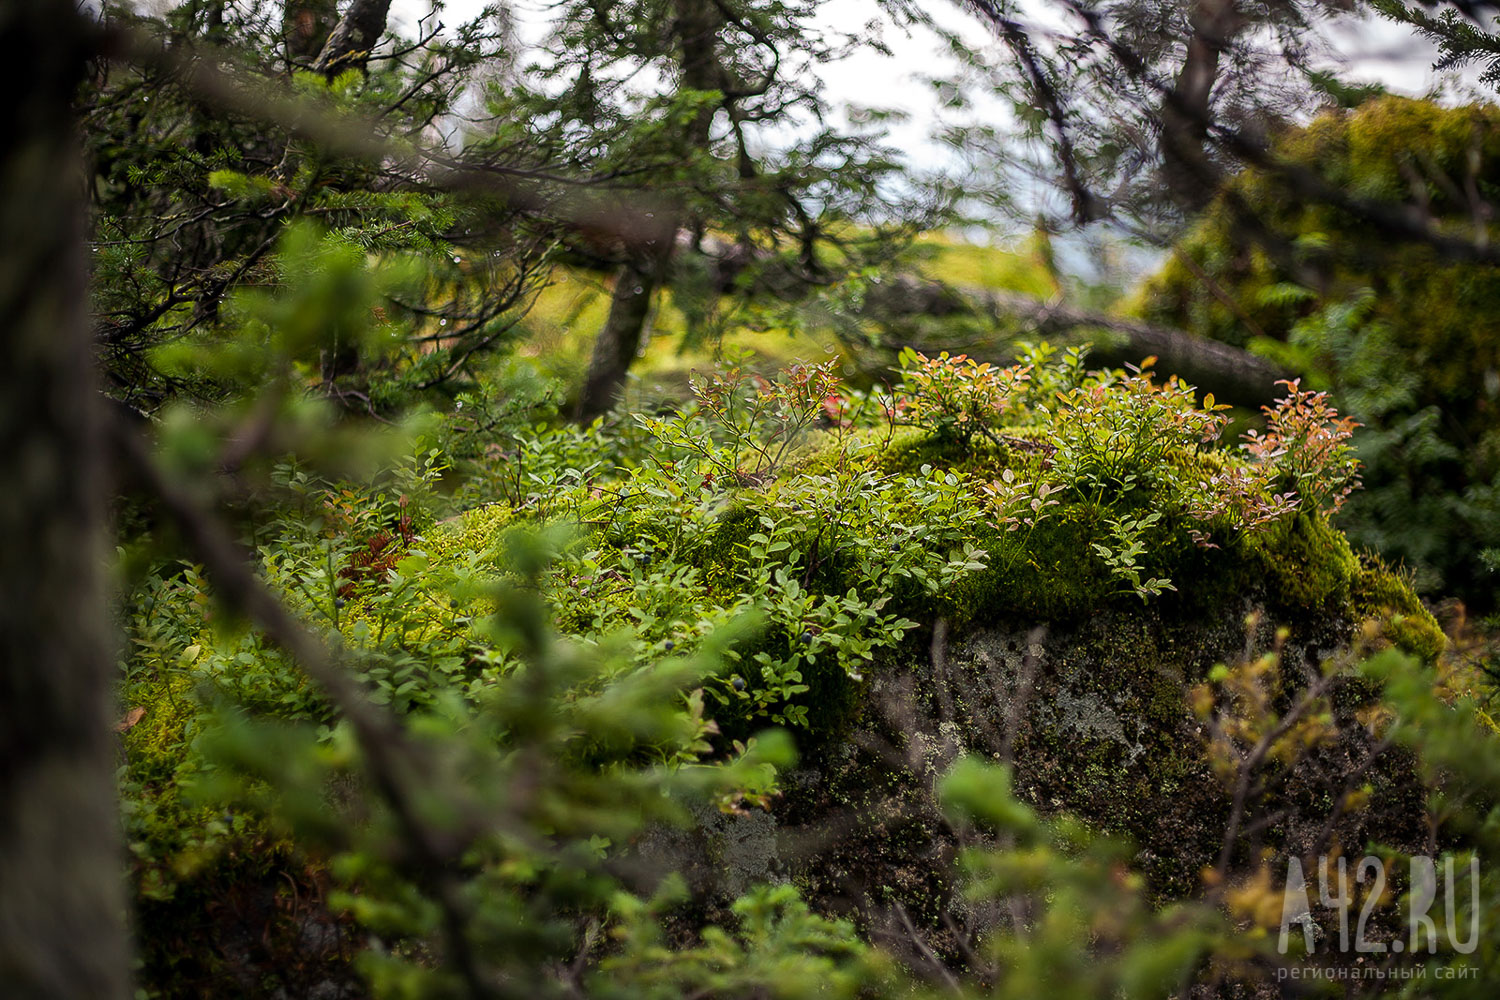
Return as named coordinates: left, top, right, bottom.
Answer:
left=387, top=0, right=1488, bottom=186
left=398, top=0, right=1480, bottom=119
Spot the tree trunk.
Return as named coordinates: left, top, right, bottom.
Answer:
left=575, top=258, right=665, bottom=421
left=1159, top=0, right=1240, bottom=213
left=283, top=0, right=338, bottom=62
left=0, top=3, right=128, bottom=999
left=312, top=0, right=393, bottom=78
left=574, top=0, right=725, bottom=421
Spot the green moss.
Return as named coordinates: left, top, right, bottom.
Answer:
left=1133, top=96, right=1500, bottom=607
left=122, top=668, right=201, bottom=785
left=424, top=503, right=514, bottom=560
left=1247, top=513, right=1359, bottom=613
left=869, top=426, right=1038, bottom=481
left=121, top=666, right=348, bottom=996
left=945, top=508, right=1097, bottom=621
left=873, top=428, right=970, bottom=476
left=1351, top=554, right=1446, bottom=660
left=697, top=501, right=760, bottom=595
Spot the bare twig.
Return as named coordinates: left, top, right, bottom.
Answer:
left=966, top=1, right=1100, bottom=222
left=1213, top=670, right=1335, bottom=876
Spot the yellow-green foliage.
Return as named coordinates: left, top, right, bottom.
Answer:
left=424, top=503, right=514, bottom=561
left=913, top=232, right=1061, bottom=298
left=120, top=665, right=213, bottom=900
left=1352, top=555, right=1447, bottom=661
left=405, top=364, right=1439, bottom=744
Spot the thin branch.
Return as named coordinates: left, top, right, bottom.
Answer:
left=1214, top=671, right=1335, bottom=875
left=967, top=1, right=1100, bottom=222
left=111, top=418, right=496, bottom=1000
left=93, top=24, right=675, bottom=253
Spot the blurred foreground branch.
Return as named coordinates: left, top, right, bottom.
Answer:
left=92, top=21, right=673, bottom=253
left=110, top=422, right=496, bottom=1000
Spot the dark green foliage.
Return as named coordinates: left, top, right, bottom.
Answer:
left=1136, top=97, right=1500, bottom=608
left=1371, top=0, right=1500, bottom=89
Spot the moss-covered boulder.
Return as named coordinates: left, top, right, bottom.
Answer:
left=767, top=590, right=1434, bottom=940
left=118, top=353, right=1452, bottom=989
left=402, top=357, right=1445, bottom=952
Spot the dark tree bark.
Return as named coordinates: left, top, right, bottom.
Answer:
left=1159, top=0, right=1241, bottom=213
left=574, top=0, right=725, bottom=421
left=575, top=253, right=671, bottom=422
left=283, top=0, right=338, bottom=62
left=312, top=0, right=394, bottom=78
left=0, top=2, right=128, bottom=998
